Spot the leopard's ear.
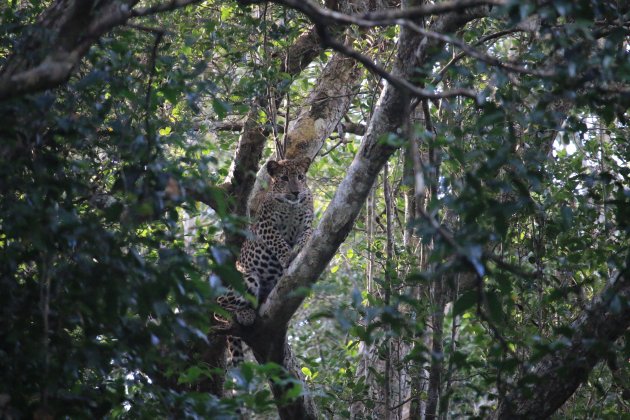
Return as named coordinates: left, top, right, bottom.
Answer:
left=297, top=157, right=311, bottom=172
left=266, top=160, right=281, bottom=177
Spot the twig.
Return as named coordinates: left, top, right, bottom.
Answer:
left=261, top=3, right=285, bottom=159
left=269, top=92, right=284, bottom=159
left=319, top=136, right=346, bottom=157
left=282, top=91, right=291, bottom=158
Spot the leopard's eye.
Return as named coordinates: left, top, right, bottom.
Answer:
left=281, top=175, right=289, bottom=181
left=298, top=174, right=304, bottom=180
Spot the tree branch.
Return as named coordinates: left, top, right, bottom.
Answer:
left=316, top=26, right=481, bottom=101
left=246, top=0, right=504, bottom=27
left=256, top=0, right=556, bottom=99
left=0, top=0, right=215, bottom=102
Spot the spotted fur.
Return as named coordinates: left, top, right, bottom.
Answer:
left=217, top=158, right=313, bottom=363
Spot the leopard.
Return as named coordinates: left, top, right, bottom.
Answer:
left=217, top=157, right=313, bottom=364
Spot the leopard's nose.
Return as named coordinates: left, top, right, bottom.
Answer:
left=290, top=192, right=299, bottom=199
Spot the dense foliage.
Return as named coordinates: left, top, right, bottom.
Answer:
left=0, top=0, right=628, bottom=418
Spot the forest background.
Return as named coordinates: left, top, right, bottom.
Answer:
left=0, top=0, right=629, bottom=419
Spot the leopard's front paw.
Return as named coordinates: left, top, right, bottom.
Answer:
left=213, top=313, right=234, bottom=330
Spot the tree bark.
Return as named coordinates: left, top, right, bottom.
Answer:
left=248, top=329, right=319, bottom=419
left=284, top=51, right=363, bottom=160
left=192, top=334, right=228, bottom=396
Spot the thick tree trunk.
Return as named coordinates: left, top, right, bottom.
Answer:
left=194, top=24, right=325, bottom=403
left=192, top=334, right=228, bottom=396
left=255, top=5, right=489, bottom=417
left=222, top=7, right=367, bottom=416
left=247, top=329, right=319, bottom=419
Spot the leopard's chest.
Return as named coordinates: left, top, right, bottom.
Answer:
left=265, top=202, right=310, bottom=246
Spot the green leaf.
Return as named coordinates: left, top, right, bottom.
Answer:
left=301, top=366, right=312, bottom=378
left=177, top=365, right=212, bottom=384
left=453, top=290, right=477, bottom=316
left=212, top=98, right=229, bottom=119
left=220, top=5, right=234, bottom=20
left=284, top=382, right=303, bottom=400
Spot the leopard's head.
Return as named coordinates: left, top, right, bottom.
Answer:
left=266, top=157, right=311, bottom=204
